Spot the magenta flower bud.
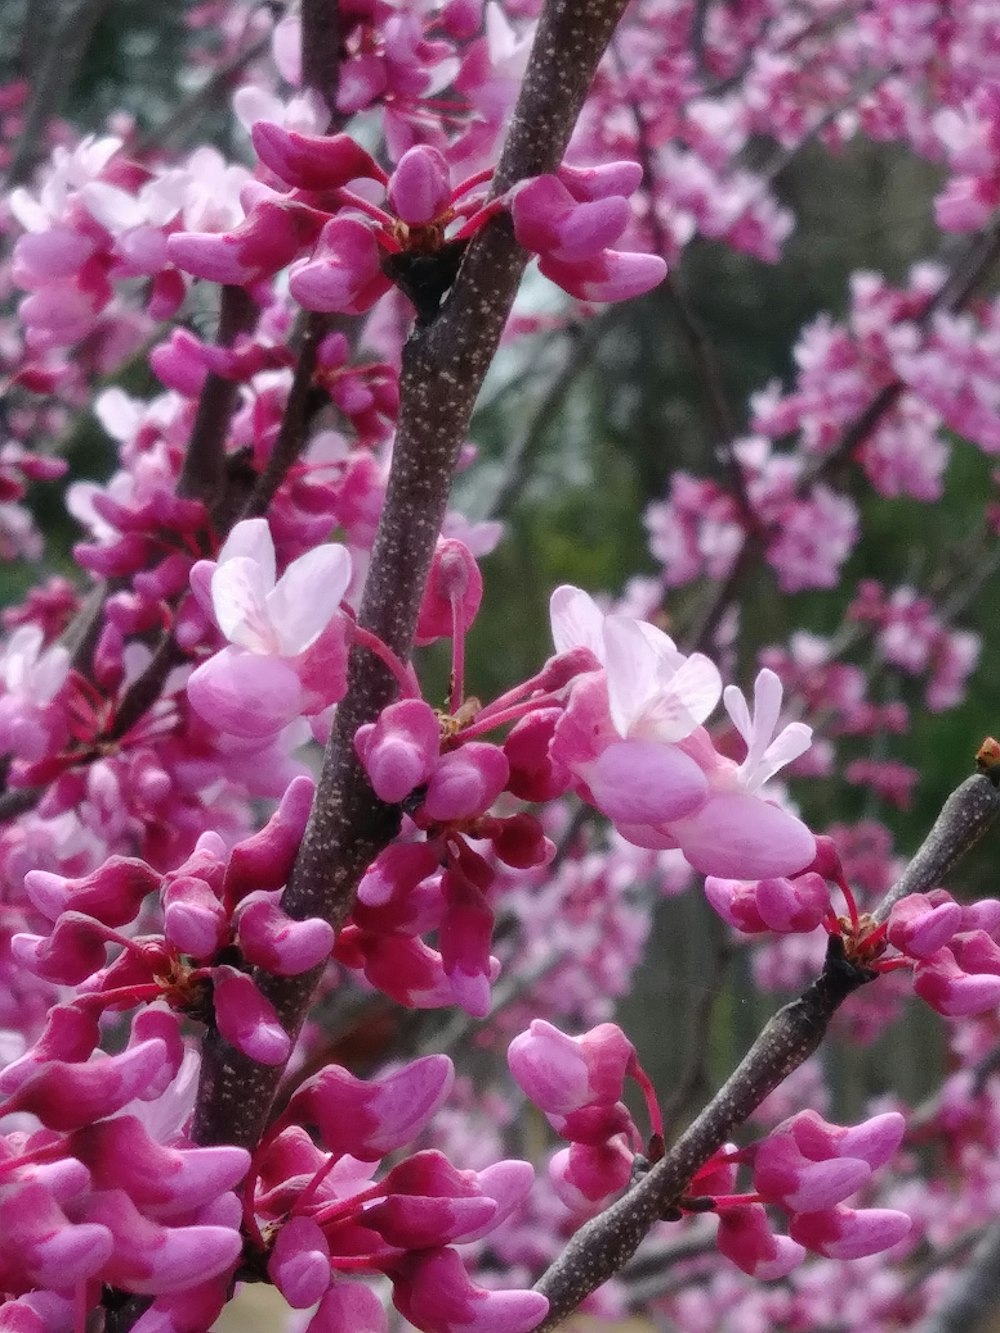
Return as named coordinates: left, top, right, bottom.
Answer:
left=127, top=1007, right=185, bottom=1099
left=888, top=892, right=962, bottom=958
left=914, top=938, right=1000, bottom=1015
left=549, top=1138, right=632, bottom=1212
left=705, top=872, right=830, bottom=935
left=307, top=1281, right=387, bottom=1333
left=415, top=539, right=483, bottom=645
left=787, top=1109, right=905, bottom=1170
left=512, top=175, right=631, bottom=262
left=2, top=1037, right=167, bottom=1131
left=0, top=1180, right=112, bottom=1290
left=288, top=1054, right=454, bottom=1160
left=558, top=160, right=644, bottom=201
left=289, top=218, right=393, bottom=316
left=439, top=870, right=495, bottom=1018
left=168, top=200, right=325, bottom=286
left=752, top=1137, right=871, bottom=1212
left=387, top=145, right=452, bottom=226
left=503, top=708, right=572, bottom=802
left=68, top=1116, right=250, bottom=1219
left=355, top=699, right=441, bottom=803
left=539, top=248, right=667, bottom=302
left=25, top=855, right=159, bottom=925
left=961, top=896, right=1000, bottom=934
left=716, top=1203, right=806, bottom=1279
left=552, top=1101, right=635, bottom=1146
left=365, top=1192, right=497, bottom=1249
left=268, top=1216, right=331, bottom=1309
left=75, top=1189, right=242, bottom=1295
left=212, top=966, right=291, bottom=1065
left=149, top=328, right=210, bottom=396
left=356, top=841, right=442, bottom=919
left=163, top=876, right=227, bottom=958
left=222, top=774, right=315, bottom=901
left=489, top=812, right=553, bottom=869
left=788, top=1204, right=911, bottom=1259
left=338, top=929, right=454, bottom=1008
left=235, top=893, right=334, bottom=975
left=507, top=1019, right=635, bottom=1117
left=421, top=743, right=509, bottom=822
left=0, top=1005, right=99, bottom=1094
left=12, top=912, right=112, bottom=984
left=251, top=124, right=385, bottom=191
left=391, top=1247, right=549, bottom=1333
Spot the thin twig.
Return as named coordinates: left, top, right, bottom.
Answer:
left=531, top=767, right=1000, bottom=1328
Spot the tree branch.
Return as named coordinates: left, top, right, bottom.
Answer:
left=191, top=0, right=634, bottom=1154
left=531, top=766, right=1000, bottom=1328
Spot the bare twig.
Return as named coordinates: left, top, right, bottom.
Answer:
left=178, top=285, right=259, bottom=508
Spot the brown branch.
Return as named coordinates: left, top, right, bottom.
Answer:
left=190, top=0, right=635, bottom=1154
left=873, top=773, right=1000, bottom=924
left=301, top=0, right=342, bottom=121
left=240, top=312, right=329, bottom=520
left=5, top=0, right=114, bottom=187
left=530, top=766, right=1000, bottom=1328
left=178, top=286, right=259, bottom=509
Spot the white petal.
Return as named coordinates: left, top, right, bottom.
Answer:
left=753, top=722, right=813, bottom=790
left=267, top=544, right=353, bottom=655
left=723, top=682, right=752, bottom=744
left=216, top=518, right=276, bottom=588
left=602, top=616, right=660, bottom=736
left=549, top=585, right=606, bottom=658
left=211, top=556, right=277, bottom=653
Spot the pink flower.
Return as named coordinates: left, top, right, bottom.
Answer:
left=788, top=1204, right=911, bottom=1260
left=188, top=518, right=352, bottom=738
left=716, top=1203, right=806, bottom=1280
left=391, top=1246, right=548, bottom=1333
left=511, top=171, right=666, bottom=303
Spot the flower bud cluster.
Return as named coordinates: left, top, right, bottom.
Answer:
left=0, top=1006, right=249, bottom=1317
left=11, top=775, right=324, bottom=1066
left=250, top=1054, right=548, bottom=1332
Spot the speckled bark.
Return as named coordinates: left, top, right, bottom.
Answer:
left=191, top=0, right=632, bottom=1153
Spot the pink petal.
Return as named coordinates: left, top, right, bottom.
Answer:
left=187, top=648, right=304, bottom=738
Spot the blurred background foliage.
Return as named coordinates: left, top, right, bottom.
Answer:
left=4, top=0, right=1000, bottom=1145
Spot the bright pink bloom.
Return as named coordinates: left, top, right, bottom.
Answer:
left=416, top=539, right=483, bottom=645
left=355, top=699, right=441, bottom=803
left=507, top=1019, right=635, bottom=1116
left=211, top=966, right=291, bottom=1065
left=705, top=872, right=830, bottom=934
left=788, top=1204, right=912, bottom=1260
left=716, top=1203, right=805, bottom=1279
left=391, top=1246, right=548, bottom=1333
left=888, top=890, right=963, bottom=958
left=421, top=744, right=509, bottom=822
left=286, top=1055, right=454, bottom=1160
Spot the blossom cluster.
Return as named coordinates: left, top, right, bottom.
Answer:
left=1, top=0, right=1000, bottom=1330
